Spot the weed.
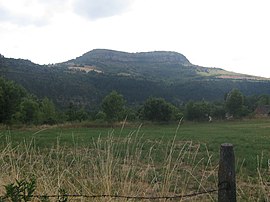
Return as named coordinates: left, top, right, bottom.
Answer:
left=2, top=178, right=36, bottom=202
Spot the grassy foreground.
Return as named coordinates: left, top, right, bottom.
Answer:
left=0, top=119, right=269, bottom=201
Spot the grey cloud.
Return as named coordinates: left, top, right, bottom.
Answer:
left=73, top=0, right=133, bottom=20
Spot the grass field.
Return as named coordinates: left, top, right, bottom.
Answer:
left=1, top=119, right=269, bottom=171
left=0, top=119, right=269, bottom=201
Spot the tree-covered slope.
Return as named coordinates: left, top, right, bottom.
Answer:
left=1, top=49, right=270, bottom=110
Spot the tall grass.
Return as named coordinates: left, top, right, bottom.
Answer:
left=0, top=127, right=269, bottom=201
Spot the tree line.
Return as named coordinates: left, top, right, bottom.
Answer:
left=0, top=77, right=269, bottom=125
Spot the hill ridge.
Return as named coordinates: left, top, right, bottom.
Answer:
left=68, top=49, right=191, bottom=66
left=63, top=49, right=266, bottom=82
left=1, top=49, right=270, bottom=109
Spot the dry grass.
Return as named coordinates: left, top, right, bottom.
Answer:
left=0, top=128, right=269, bottom=201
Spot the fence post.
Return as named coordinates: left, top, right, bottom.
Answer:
left=218, top=143, right=236, bottom=202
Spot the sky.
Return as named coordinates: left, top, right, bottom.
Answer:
left=0, top=0, right=270, bottom=78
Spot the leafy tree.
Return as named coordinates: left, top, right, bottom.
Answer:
left=66, top=102, right=77, bottom=121
left=66, top=102, right=88, bottom=122
left=225, top=89, right=244, bottom=117
left=0, top=77, right=27, bottom=123
left=101, top=91, right=125, bottom=122
left=243, top=95, right=258, bottom=112
left=185, top=101, right=210, bottom=121
left=76, top=108, right=88, bottom=122
left=124, top=107, right=138, bottom=121
left=257, top=94, right=270, bottom=106
left=18, top=97, right=40, bottom=124
left=170, top=105, right=184, bottom=121
left=95, top=111, right=106, bottom=121
left=40, top=97, right=57, bottom=124
left=142, top=97, right=173, bottom=122
left=210, top=102, right=226, bottom=120
left=0, top=87, right=4, bottom=120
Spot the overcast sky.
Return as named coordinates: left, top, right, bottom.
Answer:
left=0, top=0, right=270, bottom=77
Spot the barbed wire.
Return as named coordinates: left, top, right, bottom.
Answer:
left=0, top=182, right=229, bottom=201
left=33, top=188, right=219, bottom=200
left=33, top=188, right=227, bottom=201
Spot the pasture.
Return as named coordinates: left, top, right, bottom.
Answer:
left=0, top=119, right=269, bottom=201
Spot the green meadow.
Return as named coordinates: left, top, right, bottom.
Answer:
left=0, top=119, right=269, bottom=201
left=1, top=119, right=269, bottom=171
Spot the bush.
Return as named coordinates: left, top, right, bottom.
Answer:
left=2, top=178, right=36, bottom=202
left=185, top=101, right=210, bottom=121
left=142, top=97, right=174, bottom=122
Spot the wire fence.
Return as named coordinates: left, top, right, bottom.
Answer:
left=0, top=144, right=236, bottom=202
left=0, top=182, right=230, bottom=201
left=0, top=186, right=227, bottom=201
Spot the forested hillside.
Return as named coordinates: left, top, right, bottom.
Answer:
left=1, top=49, right=270, bottom=110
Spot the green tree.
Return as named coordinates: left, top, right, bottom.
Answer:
left=243, top=95, right=258, bottom=112
left=76, top=107, right=88, bottom=122
left=0, top=77, right=27, bottom=123
left=18, top=97, right=40, bottom=124
left=142, top=97, right=173, bottom=122
left=0, top=87, right=4, bottom=120
left=124, top=107, right=137, bottom=121
left=171, top=105, right=184, bottom=121
left=257, top=94, right=270, bottom=106
left=185, top=101, right=210, bottom=121
left=95, top=111, right=106, bottom=121
left=210, top=102, right=226, bottom=120
left=66, top=102, right=77, bottom=121
left=66, top=102, right=88, bottom=122
left=101, top=91, right=125, bottom=122
left=225, top=89, right=244, bottom=117
left=40, top=97, right=57, bottom=124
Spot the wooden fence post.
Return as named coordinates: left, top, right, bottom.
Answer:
left=218, top=143, right=236, bottom=202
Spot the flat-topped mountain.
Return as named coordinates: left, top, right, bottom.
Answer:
left=63, top=49, right=264, bottom=82
left=1, top=49, right=270, bottom=109
left=69, top=49, right=191, bottom=64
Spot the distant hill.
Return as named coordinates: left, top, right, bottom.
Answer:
left=1, top=49, right=270, bottom=109
left=64, top=49, right=266, bottom=82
